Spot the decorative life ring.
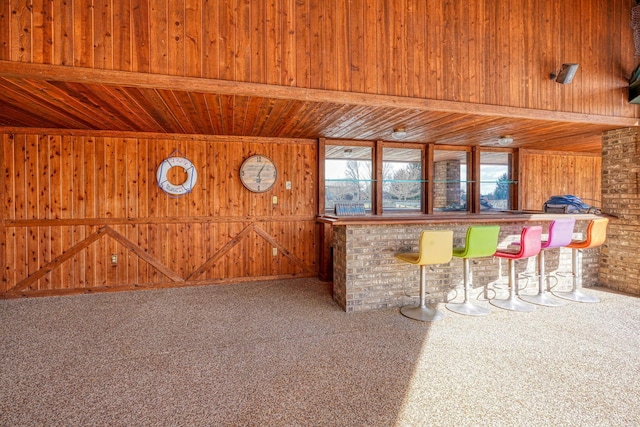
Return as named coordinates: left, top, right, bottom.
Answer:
left=157, top=156, right=197, bottom=196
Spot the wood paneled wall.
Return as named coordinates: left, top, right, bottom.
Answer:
left=1, top=131, right=317, bottom=296
left=519, top=149, right=602, bottom=211
left=0, top=0, right=636, bottom=118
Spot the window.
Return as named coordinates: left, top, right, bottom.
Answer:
left=320, top=141, right=516, bottom=215
left=324, top=144, right=373, bottom=213
left=480, top=151, right=514, bottom=211
left=433, top=149, right=470, bottom=213
left=382, top=147, right=423, bottom=212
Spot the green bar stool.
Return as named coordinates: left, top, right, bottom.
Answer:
left=395, top=230, right=454, bottom=322
left=446, top=225, right=501, bottom=317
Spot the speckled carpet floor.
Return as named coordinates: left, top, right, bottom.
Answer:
left=1, top=279, right=639, bottom=427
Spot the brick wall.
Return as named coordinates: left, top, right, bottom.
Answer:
left=332, top=220, right=599, bottom=312
left=434, top=160, right=462, bottom=208
left=601, top=128, right=640, bottom=295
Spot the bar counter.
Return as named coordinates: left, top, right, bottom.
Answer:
left=317, top=212, right=604, bottom=312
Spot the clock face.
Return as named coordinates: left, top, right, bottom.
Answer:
left=240, top=155, right=278, bottom=193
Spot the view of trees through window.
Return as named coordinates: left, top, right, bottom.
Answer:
left=324, top=145, right=372, bottom=212
left=383, top=148, right=422, bottom=211
left=480, top=152, right=512, bottom=210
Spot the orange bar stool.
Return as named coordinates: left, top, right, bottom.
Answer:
left=445, top=225, right=500, bottom=317
left=520, top=218, right=575, bottom=307
left=553, top=218, right=609, bottom=303
left=395, top=230, right=453, bottom=322
left=490, top=226, right=542, bottom=312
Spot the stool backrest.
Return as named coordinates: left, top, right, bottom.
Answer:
left=512, top=226, right=543, bottom=258
left=457, top=226, right=501, bottom=258
left=583, top=218, right=609, bottom=249
left=416, top=230, right=454, bottom=265
left=543, top=218, right=576, bottom=249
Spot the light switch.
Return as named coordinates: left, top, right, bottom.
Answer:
left=285, top=181, right=292, bottom=190
left=272, top=196, right=278, bottom=204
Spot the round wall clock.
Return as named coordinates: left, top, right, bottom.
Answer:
left=240, top=155, right=278, bottom=193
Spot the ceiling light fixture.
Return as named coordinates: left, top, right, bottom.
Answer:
left=550, top=63, right=579, bottom=84
left=391, top=127, right=407, bottom=140
left=497, top=135, right=513, bottom=146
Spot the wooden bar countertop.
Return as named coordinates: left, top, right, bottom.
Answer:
left=317, top=211, right=605, bottom=226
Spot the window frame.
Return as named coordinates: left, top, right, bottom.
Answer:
left=320, top=139, right=376, bottom=215
left=430, top=145, right=472, bottom=214
left=319, top=138, right=518, bottom=215
left=377, top=141, right=427, bottom=214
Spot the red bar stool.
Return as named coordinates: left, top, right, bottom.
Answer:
left=520, top=218, right=575, bottom=307
left=490, top=226, right=542, bottom=312
left=445, top=225, right=500, bottom=317
left=395, top=230, right=453, bottom=322
left=553, top=218, right=609, bottom=303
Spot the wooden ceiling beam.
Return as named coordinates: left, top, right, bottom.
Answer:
left=1, top=60, right=637, bottom=128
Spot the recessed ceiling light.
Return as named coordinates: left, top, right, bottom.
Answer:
left=498, top=135, right=513, bottom=146
left=391, top=127, right=407, bottom=140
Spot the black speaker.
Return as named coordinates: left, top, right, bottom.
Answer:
left=551, top=64, right=579, bottom=84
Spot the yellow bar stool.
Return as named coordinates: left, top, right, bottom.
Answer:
left=553, top=218, right=609, bottom=303
left=446, top=225, right=501, bottom=316
left=395, top=230, right=454, bottom=322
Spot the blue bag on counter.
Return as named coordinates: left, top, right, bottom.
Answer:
left=543, top=195, right=600, bottom=214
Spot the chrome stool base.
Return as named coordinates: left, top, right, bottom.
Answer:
left=490, top=298, right=536, bottom=312
left=401, top=305, right=445, bottom=322
left=522, top=249, right=565, bottom=307
left=490, top=255, right=537, bottom=313
left=554, top=247, right=601, bottom=303
left=400, top=264, right=446, bottom=322
left=446, top=301, right=490, bottom=316
left=553, top=289, right=600, bottom=303
left=520, top=293, right=565, bottom=307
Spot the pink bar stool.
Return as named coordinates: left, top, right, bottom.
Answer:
left=490, top=226, right=542, bottom=313
left=520, top=218, right=575, bottom=307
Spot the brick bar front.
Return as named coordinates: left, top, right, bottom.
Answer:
left=326, top=215, right=602, bottom=312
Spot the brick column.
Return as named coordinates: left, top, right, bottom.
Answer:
left=601, top=128, right=640, bottom=295
left=434, top=160, right=462, bottom=208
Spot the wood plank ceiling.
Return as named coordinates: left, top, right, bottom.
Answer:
left=1, top=62, right=638, bottom=153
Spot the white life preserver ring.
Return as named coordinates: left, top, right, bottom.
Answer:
left=157, top=156, right=197, bottom=196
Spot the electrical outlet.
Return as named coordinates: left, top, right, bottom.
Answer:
left=272, top=247, right=278, bottom=256
left=285, top=181, right=292, bottom=190
left=111, top=254, right=118, bottom=265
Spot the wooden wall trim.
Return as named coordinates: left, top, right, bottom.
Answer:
left=4, top=216, right=317, bottom=227
left=1, top=61, right=637, bottom=127
left=520, top=148, right=601, bottom=158
left=0, top=126, right=317, bottom=145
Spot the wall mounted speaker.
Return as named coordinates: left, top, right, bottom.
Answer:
left=551, top=63, right=579, bottom=84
